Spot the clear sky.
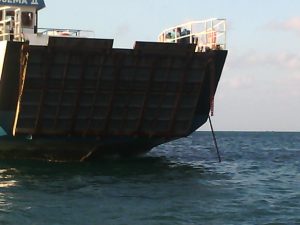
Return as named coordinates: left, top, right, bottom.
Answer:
left=39, top=0, right=300, bottom=131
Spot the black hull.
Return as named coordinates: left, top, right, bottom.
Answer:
left=0, top=38, right=227, bottom=161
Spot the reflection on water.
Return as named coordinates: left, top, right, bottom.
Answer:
left=0, top=169, right=18, bottom=188
left=0, top=192, right=12, bottom=212
left=0, top=169, right=17, bottom=215
left=0, top=156, right=208, bottom=181
left=0, top=132, right=299, bottom=225
left=0, top=157, right=212, bottom=224
left=0, top=180, right=17, bottom=188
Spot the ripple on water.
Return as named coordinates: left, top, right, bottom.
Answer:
left=0, top=132, right=300, bottom=225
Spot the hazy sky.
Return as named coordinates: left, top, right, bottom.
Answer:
left=39, top=0, right=300, bottom=131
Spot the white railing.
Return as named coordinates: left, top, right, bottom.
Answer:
left=158, top=18, right=226, bottom=52
left=38, top=28, right=95, bottom=38
left=0, top=6, right=95, bottom=44
left=0, top=6, right=23, bottom=41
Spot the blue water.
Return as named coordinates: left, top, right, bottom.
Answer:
left=1, top=132, right=300, bottom=225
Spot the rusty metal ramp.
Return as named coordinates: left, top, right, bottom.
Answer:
left=14, top=37, right=213, bottom=138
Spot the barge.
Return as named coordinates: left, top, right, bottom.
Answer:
left=0, top=1, right=227, bottom=161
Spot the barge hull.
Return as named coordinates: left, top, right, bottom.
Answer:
left=0, top=37, right=227, bottom=160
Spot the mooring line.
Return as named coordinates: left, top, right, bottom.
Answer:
left=208, top=116, right=222, bottom=163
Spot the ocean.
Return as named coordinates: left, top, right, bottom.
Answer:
left=0, top=132, right=300, bottom=225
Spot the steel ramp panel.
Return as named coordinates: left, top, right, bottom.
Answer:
left=15, top=39, right=214, bottom=138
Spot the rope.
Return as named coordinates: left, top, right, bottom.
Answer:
left=209, top=116, right=221, bottom=163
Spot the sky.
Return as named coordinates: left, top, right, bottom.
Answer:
left=39, top=0, right=300, bottom=132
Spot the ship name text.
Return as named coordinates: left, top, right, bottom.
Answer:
left=0, top=0, right=39, bottom=5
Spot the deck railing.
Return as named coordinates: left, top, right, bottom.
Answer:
left=158, top=18, right=226, bottom=52
left=38, top=28, right=95, bottom=38
left=0, top=6, right=23, bottom=41
left=0, top=4, right=95, bottom=42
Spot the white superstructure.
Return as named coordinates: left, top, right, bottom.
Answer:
left=0, top=1, right=93, bottom=46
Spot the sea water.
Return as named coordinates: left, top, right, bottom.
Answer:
left=0, top=132, right=300, bottom=225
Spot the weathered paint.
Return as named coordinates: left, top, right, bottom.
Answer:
left=0, top=41, right=22, bottom=135
left=0, top=41, right=7, bottom=81
left=0, top=38, right=227, bottom=160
